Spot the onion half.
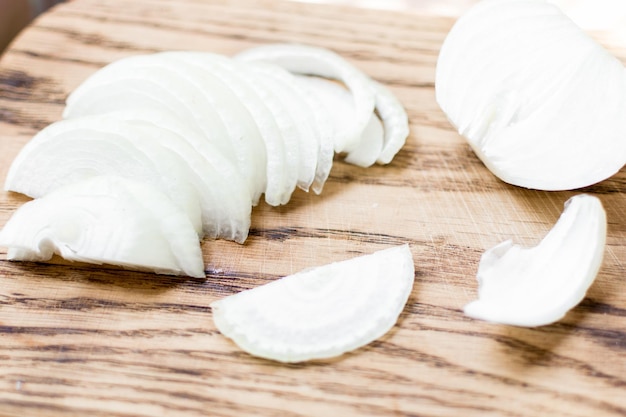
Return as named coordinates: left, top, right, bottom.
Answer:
left=436, top=0, right=626, bottom=190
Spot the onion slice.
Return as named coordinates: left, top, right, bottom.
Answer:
left=295, top=75, right=384, bottom=168
left=372, top=80, right=410, bottom=165
left=63, top=54, right=267, bottom=205
left=435, top=0, right=626, bottom=190
left=5, top=114, right=253, bottom=243
left=164, top=51, right=293, bottom=206
left=237, top=44, right=409, bottom=165
left=243, top=62, right=320, bottom=192
left=0, top=176, right=204, bottom=278
left=464, top=194, right=606, bottom=327
left=211, top=244, right=414, bottom=363
left=244, top=62, right=335, bottom=194
left=5, top=116, right=204, bottom=236
left=235, top=43, right=377, bottom=153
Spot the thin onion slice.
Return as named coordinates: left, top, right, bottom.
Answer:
left=372, top=80, right=410, bottom=165
left=164, top=51, right=293, bottom=207
left=464, top=194, right=606, bottom=327
left=63, top=55, right=267, bottom=205
left=244, top=61, right=335, bottom=194
left=436, top=0, right=626, bottom=190
left=5, top=115, right=254, bottom=243
left=243, top=62, right=319, bottom=192
left=5, top=116, right=204, bottom=236
left=237, top=44, right=409, bottom=165
left=235, top=43, right=377, bottom=153
left=0, top=175, right=204, bottom=278
left=211, top=244, right=414, bottom=363
left=295, top=75, right=383, bottom=168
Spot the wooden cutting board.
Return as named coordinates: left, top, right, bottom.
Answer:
left=0, top=1, right=624, bottom=416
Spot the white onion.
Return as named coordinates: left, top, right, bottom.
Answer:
left=243, top=62, right=320, bottom=192
left=235, top=43, right=378, bottom=153
left=2, top=44, right=410, bottom=279
left=295, top=75, right=384, bottom=168
left=436, top=0, right=626, bottom=190
left=371, top=80, right=410, bottom=165
left=5, top=114, right=252, bottom=243
left=464, top=194, right=606, bottom=327
left=244, top=62, right=335, bottom=194
left=64, top=54, right=268, bottom=205
left=211, top=244, right=414, bottom=362
left=237, top=43, right=409, bottom=166
left=162, top=51, right=293, bottom=206
left=0, top=175, right=205, bottom=278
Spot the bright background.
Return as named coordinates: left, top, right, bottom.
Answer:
left=1, top=0, right=626, bottom=55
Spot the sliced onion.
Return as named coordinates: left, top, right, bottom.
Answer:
left=235, top=43, right=377, bottom=153
left=162, top=51, right=293, bottom=207
left=104, top=109, right=253, bottom=243
left=237, top=44, right=409, bottom=166
left=211, top=244, right=414, bottom=363
left=371, top=80, right=410, bottom=165
left=64, top=55, right=266, bottom=205
left=2, top=45, right=412, bottom=280
left=0, top=175, right=204, bottom=278
left=5, top=115, right=252, bottom=243
left=244, top=61, right=335, bottom=194
left=6, top=117, right=202, bottom=236
left=295, top=75, right=383, bottom=168
left=436, top=0, right=626, bottom=190
left=464, top=194, right=606, bottom=327
left=242, top=62, right=319, bottom=192
left=232, top=62, right=301, bottom=203
left=64, top=63, right=239, bottom=166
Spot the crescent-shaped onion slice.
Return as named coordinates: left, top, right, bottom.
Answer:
left=5, top=117, right=203, bottom=236
left=63, top=56, right=267, bottom=205
left=295, top=75, right=384, bottom=168
left=464, top=194, right=606, bottom=327
left=237, top=43, right=409, bottom=165
left=0, top=175, right=204, bottom=278
left=64, top=65, right=239, bottom=167
left=235, top=43, right=377, bottom=154
left=371, top=80, right=410, bottom=165
left=211, top=244, right=414, bottom=363
left=163, top=51, right=294, bottom=206
left=244, top=61, right=335, bottom=194
left=5, top=115, right=252, bottom=243
left=241, top=62, right=318, bottom=192
left=436, top=0, right=626, bottom=190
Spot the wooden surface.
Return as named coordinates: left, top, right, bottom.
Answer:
left=0, top=1, right=625, bottom=416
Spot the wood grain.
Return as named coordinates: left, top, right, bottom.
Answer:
left=0, top=0, right=625, bottom=416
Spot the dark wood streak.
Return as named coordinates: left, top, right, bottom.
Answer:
left=0, top=295, right=212, bottom=314
left=248, top=226, right=409, bottom=245
left=0, top=104, right=54, bottom=129
left=0, top=69, right=66, bottom=105
left=8, top=47, right=125, bottom=68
